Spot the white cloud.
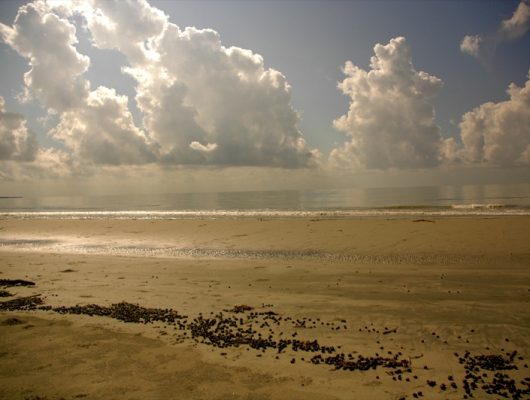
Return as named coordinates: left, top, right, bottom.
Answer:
left=0, top=0, right=159, bottom=167
left=439, top=137, right=460, bottom=164
left=0, top=96, right=73, bottom=180
left=190, top=141, right=218, bottom=153
left=460, top=35, right=483, bottom=57
left=499, top=0, right=530, bottom=40
left=0, top=0, right=90, bottom=112
left=0, top=0, right=316, bottom=172
left=330, top=37, right=443, bottom=170
left=81, top=0, right=167, bottom=63
left=461, top=1, right=530, bottom=60
left=82, top=0, right=316, bottom=168
left=0, top=96, right=38, bottom=161
left=50, top=86, right=157, bottom=165
left=454, top=70, right=530, bottom=166
left=0, top=148, right=74, bottom=181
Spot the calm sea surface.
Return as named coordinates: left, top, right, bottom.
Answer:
left=1, top=183, right=530, bottom=218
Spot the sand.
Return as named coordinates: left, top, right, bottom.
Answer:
left=1, top=216, right=529, bottom=399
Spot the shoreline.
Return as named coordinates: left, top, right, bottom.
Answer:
left=1, top=216, right=529, bottom=399
left=2, top=208, right=530, bottom=220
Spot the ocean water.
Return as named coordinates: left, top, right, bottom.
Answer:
left=1, top=183, right=530, bottom=219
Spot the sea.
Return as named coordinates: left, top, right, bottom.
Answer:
left=1, top=183, right=530, bottom=219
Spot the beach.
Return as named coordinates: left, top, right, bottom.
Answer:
left=1, top=216, right=529, bottom=399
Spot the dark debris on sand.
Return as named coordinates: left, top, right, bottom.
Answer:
left=187, top=310, right=339, bottom=360
left=0, top=290, right=13, bottom=297
left=0, top=279, right=35, bottom=287
left=1, top=293, right=411, bottom=375
left=309, top=353, right=409, bottom=371
left=0, top=295, right=43, bottom=311
left=225, top=304, right=254, bottom=313
left=1, top=317, right=26, bottom=326
left=455, top=351, right=530, bottom=399
left=54, top=302, right=187, bottom=325
left=1, top=289, right=529, bottom=398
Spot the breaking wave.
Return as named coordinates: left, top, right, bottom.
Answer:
left=1, top=204, right=530, bottom=220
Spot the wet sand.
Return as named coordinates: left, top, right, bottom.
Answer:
left=1, top=217, right=529, bottom=399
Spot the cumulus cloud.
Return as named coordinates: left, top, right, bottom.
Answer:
left=460, top=35, right=483, bottom=57
left=0, top=0, right=157, bottom=168
left=499, top=0, right=530, bottom=40
left=0, top=96, right=38, bottom=161
left=0, top=0, right=315, bottom=171
left=446, top=70, right=530, bottom=166
left=92, top=0, right=315, bottom=168
left=330, top=37, right=443, bottom=170
left=190, top=141, right=218, bottom=153
left=0, top=148, right=75, bottom=181
left=0, top=0, right=90, bottom=112
left=50, top=86, right=157, bottom=165
left=0, top=96, right=72, bottom=181
left=461, top=1, right=530, bottom=60
left=81, top=0, right=167, bottom=63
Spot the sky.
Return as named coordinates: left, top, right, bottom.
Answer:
left=0, top=0, right=529, bottom=196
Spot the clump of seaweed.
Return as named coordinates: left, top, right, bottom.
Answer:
left=53, top=302, right=187, bottom=325
left=225, top=304, right=254, bottom=313
left=455, top=351, right=530, bottom=399
left=0, top=279, right=35, bottom=287
left=0, top=295, right=43, bottom=311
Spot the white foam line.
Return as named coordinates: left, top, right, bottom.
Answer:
left=1, top=208, right=529, bottom=219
